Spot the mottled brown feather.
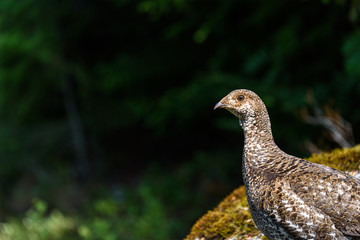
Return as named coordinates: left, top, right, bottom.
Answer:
left=215, top=89, right=360, bottom=240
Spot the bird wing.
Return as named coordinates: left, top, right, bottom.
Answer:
left=288, top=161, right=360, bottom=237
left=256, top=179, right=347, bottom=239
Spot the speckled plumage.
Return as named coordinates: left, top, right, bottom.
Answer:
left=214, top=89, right=360, bottom=240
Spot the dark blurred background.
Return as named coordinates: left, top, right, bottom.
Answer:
left=0, top=0, right=359, bottom=239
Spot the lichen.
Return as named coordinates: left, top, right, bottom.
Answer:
left=184, top=145, right=360, bottom=240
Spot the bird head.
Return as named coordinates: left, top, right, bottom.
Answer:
left=214, top=89, right=265, bottom=122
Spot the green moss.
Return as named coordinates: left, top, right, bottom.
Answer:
left=184, top=186, right=263, bottom=240
left=307, top=145, right=360, bottom=174
left=185, top=145, right=360, bottom=240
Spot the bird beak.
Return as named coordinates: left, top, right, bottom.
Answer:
left=214, top=102, right=227, bottom=110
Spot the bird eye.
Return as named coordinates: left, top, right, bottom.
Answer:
left=237, top=95, right=245, bottom=101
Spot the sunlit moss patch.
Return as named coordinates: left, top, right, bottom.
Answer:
left=307, top=145, right=360, bottom=175
left=184, top=186, right=263, bottom=240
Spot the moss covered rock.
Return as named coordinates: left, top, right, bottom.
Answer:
left=308, top=145, right=360, bottom=177
left=184, top=145, right=360, bottom=240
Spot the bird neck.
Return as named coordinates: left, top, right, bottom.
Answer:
left=240, top=113, right=282, bottom=166
left=240, top=112, right=274, bottom=142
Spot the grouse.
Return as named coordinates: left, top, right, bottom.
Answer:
left=214, top=89, right=360, bottom=240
